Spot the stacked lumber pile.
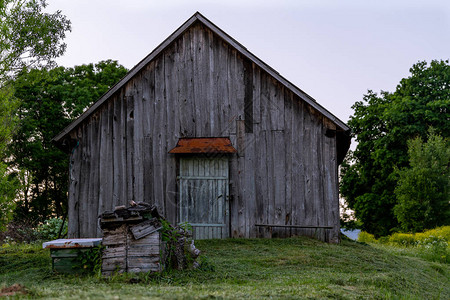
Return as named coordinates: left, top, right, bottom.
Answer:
left=100, top=203, right=163, bottom=276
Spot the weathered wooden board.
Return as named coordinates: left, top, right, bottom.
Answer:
left=129, top=220, right=161, bottom=240
left=102, top=224, right=162, bottom=275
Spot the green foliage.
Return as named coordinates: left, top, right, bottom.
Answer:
left=160, top=219, right=193, bottom=270
left=341, top=60, right=450, bottom=237
left=416, top=226, right=450, bottom=242
left=0, top=85, right=19, bottom=152
left=34, top=217, right=67, bottom=240
left=417, top=236, right=449, bottom=263
left=0, top=86, right=21, bottom=230
left=357, top=231, right=377, bottom=243
left=160, top=220, right=192, bottom=244
left=7, top=61, right=127, bottom=222
left=394, top=130, right=450, bottom=232
left=388, top=233, right=417, bottom=247
left=73, top=245, right=104, bottom=276
left=358, top=226, right=450, bottom=263
left=0, top=163, right=20, bottom=231
left=0, top=0, right=71, bottom=84
left=0, top=0, right=70, bottom=230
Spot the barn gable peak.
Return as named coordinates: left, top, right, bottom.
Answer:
left=53, top=12, right=350, bottom=144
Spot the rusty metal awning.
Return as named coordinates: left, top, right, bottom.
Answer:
left=168, top=137, right=237, bottom=154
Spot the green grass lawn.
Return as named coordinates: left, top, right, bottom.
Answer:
left=1, top=237, right=449, bottom=299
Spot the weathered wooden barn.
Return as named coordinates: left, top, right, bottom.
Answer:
left=54, top=12, right=351, bottom=243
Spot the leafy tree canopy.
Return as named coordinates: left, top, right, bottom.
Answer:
left=0, top=0, right=71, bottom=84
left=341, top=60, right=450, bottom=237
left=8, top=61, right=128, bottom=223
left=394, top=130, right=449, bottom=232
left=0, top=0, right=70, bottom=229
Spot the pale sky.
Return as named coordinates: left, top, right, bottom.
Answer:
left=48, top=0, right=450, bottom=125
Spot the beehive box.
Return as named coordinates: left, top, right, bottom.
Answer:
left=100, top=206, right=163, bottom=276
left=42, top=238, right=102, bottom=274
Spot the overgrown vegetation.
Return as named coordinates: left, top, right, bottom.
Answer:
left=0, top=217, right=67, bottom=245
left=358, top=226, right=450, bottom=264
left=74, top=245, right=104, bottom=276
left=159, top=219, right=199, bottom=271
left=1, top=237, right=449, bottom=299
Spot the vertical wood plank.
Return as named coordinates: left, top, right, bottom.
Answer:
left=255, top=130, right=270, bottom=237
left=126, top=93, right=135, bottom=206
left=142, top=63, right=155, bottom=205
left=217, top=39, right=230, bottom=136
left=272, top=130, right=286, bottom=237
left=192, top=25, right=203, bottom=136
left=98, top=104, right=108, bottom=233
left=252, top=64, right=261, bottom=124
left=180, top=28, right=195, bottom=137
left=68, top=128, right=82, bottom=238
left=260, top=72, right=271, bottom=131
left=244, top=132, right=256, bottom=237
left=315, top=114, right=325, bottom=241
left=236, top=120, right=246, bottom=237
left=105, top=100, right=114, bottom=212
left=153, top=56, right=166, bottom=214
left=133, top=74, right=144, bottom=204
left=227, top=48, right=238, bottom=135
left=323, top=119, right=339, bottom=243
left=302, top=103, right=313, bottom=237
left=92, top=114, right=101, bottom=237
left=290, top=96, right=303, bottom=236
left=165, top=43, right=179, bottom=224
left=284, top=91, right=293, bottom=237
left=78, top=125, right=89, bottom=237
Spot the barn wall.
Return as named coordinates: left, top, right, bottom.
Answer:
left=67, top=22, right=340, bottom=242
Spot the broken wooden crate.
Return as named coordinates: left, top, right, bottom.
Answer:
left=100, top=205, right=163, bottom=276
left=42, top=238, right=102, bottom=274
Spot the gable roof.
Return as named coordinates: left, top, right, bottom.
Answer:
left=53, top=12, right=350, bottom=143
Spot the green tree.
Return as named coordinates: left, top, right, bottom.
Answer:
left=0, top=0, right=71, bottom=83
left=341, top=60, right=450, bottom=237
left=0, top=0, right=70, bottom=229
left=0, top=86, right=20, bottom=230
left=394, top=131, right=450, bottom=232
left=8, top=61, right=127, bottom=222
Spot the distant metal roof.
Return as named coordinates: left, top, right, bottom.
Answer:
left=168, top=138, right=237, bottom=154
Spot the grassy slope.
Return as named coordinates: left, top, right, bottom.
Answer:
left=0, top=237, right=448, bottom=299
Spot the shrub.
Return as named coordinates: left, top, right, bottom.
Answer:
left=74, top=245, right=104, bottom=275
left=417, top=226, right=450, bottom=242
left=35, top=218, right=67, bottom=241
left=0, top=220, right=38, bottom=244
left=417, top=236, right=449, bottom=263
left=358, top=231, right=377, bottom=243
left=388, top=233, right=417, bottom=247
left=357, top=226, right=450, bottom=264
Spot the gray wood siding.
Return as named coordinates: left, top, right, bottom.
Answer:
left=67, top=22, right=340, bottom=242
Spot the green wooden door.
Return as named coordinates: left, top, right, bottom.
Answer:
left=178, top=157, right=229, bottom=239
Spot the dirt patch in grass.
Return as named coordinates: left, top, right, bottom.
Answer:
left=0, top=283, right=28, bottom=297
